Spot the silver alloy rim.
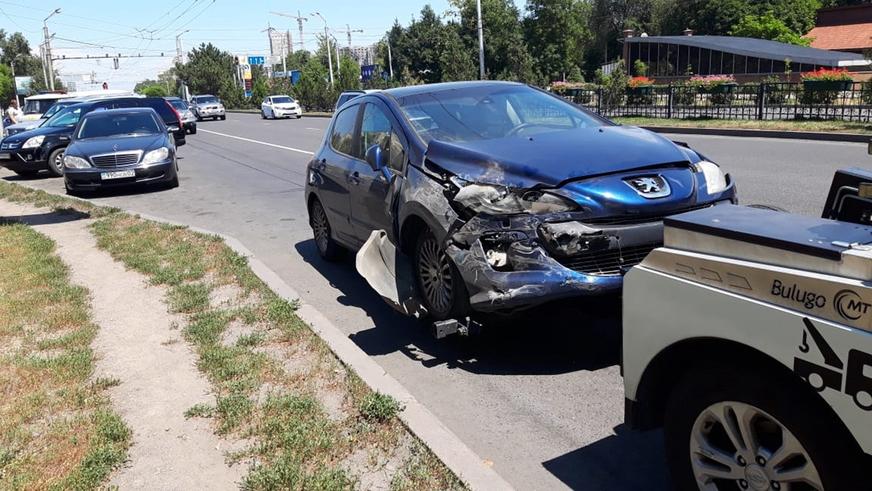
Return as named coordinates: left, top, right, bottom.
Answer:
left=690, top=401, right=822, bottom=491
left=311, top=203, right=330, bottom=254
left=418, top=235, right=453, bottom=314
left=53, top=151, right=64, bottom=173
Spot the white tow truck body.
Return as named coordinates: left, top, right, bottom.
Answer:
left=623, top=169, right=872, bottom=489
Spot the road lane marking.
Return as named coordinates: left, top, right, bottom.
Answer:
left=199, top=129, right=315, bottom=155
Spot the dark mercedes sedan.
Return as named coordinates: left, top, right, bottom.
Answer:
left=62, top=108, right=179, bottom=194
left=305, top=81, right=737, bottom=321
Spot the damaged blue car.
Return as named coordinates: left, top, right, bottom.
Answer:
left=305, top=81, right=737, bottom=322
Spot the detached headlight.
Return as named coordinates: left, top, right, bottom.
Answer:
left=142, top=147, right=169, bottom=165
left=63, top=155, right=91, bottom=169
left=453, top=183, right=578, bottom=215
left=22, top=135, right=45, bottom=149
left=695, top=160, right=728, bottom=194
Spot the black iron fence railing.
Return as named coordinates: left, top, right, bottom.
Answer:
left=559, top=82, right=872, bottom=122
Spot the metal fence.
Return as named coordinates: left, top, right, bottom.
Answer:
left=560, top=82, right=872, bottom=122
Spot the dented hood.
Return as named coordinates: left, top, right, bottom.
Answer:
left=425, top=125, right=693, bottom=188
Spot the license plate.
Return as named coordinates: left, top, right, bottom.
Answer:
left=0, top=153, right=9, bottom=159
left=100, top=170, right=136, bottom=180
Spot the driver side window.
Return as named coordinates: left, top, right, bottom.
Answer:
left=359, top=103, right=405, bottom=172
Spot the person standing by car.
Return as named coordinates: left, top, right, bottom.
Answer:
left=6, top=99, right=22, bottom=125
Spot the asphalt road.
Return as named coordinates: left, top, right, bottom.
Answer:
left=3, top=114, right=868, bottom=490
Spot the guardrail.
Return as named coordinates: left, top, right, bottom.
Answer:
left=560, top=82, right=872, bottom=122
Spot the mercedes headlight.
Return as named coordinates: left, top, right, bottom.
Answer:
left=142, top=147, right=169, bottom=165
left=63, top=155, right=91, bottom=169
left=695, top=160, right=728, bottom=194
left=22, top=135, right=45, bottom=149
left=453, top=183, right=578, bottom=215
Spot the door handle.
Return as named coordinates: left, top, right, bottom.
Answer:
left=348, top=171, right=361, bottom=185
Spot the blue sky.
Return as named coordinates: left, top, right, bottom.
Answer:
left=1, top=0, right=525, bottom=90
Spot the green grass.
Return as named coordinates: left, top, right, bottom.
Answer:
left=0, top=222, right=130, bottom=489
left=613, top=116, right=872, bottom=134
left=359, top=392, right=404, bottom=423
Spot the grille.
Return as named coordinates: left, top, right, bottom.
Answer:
left=557, top=243, right=658, bottom=276
left=582, top=203, right=715, bottom=226
left=90, top=152, right=140, bottom=168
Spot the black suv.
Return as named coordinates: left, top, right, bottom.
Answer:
left=0, top=97, right=185, bottom=177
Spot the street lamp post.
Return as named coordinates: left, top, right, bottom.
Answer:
left=311, top=12, right=333, bottom=87
left=43, top=8, right=61, bottom=91
left=175, top=29, right=191, bottom=65
left=9, top=59, right=21, bottom=107
left=476, top=0, right=485, bottom=80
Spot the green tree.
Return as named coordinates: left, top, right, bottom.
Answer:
left=0, top=30, right=56, bottom=94
left=140, top=85, right=168, bottom=97
left=730, top=12, right=812, bottom=45
left=404, top=5, right=449, bottom=84
left=439, top=25, right=477, bottom=81
left=175, top=43, right=238, bottom=102
left=450, top=0, right=536, bottom=82
left=666, top=0, right=820, bottom=36
left=337, top=55, right=361, bottom=92
left=297, top=55, right=333, bottom=111
left=0, top=64, right=13, bottom=106
left=525, top=0, right=591, bottom=83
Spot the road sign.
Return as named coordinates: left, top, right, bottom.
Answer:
left=248, top=56, right=265, bottom=65
left=14, top=76, right=32, bottom=95
left=290, top=70, right=301, bottom=85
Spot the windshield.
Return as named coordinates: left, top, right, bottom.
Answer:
left=272, top=96, right=294, bottom=104
left=23, top=98, right=61, bottom=115
left=169, top=100, right=188, bottom=111
left=42, top=101, right=75, bottom=119
left=194, top=96, right=219, bottom=104
left=77, top=112, right=161, bottom=139
left=396, top=85, right=605, bottom=144
left=45, top=106, right=83, bottom=127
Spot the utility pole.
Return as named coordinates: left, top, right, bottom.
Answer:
left=43, top=8, right=61, bottom=91
left=271, top=11, right=307, bottom=52
left=476, top=0, right=485, bottom=80
left=39, top=43, right=49, bottom=88
left=175, top=30, right=190, bottom=64
left=387, top=41, right=393, bottom=79
left=9, top=60, right=21, bottom=107
left=333, top=35, right=340, bottom=70
left=311, top=12, right=333, bottom=86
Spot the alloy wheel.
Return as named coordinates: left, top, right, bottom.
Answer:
left=311, top=202, right=330, bottom=254
left=690, top=401, right=822, bottom=491
left=52, top=151, right=65, bottom=174
left=417, top=234, right=454, bottom=315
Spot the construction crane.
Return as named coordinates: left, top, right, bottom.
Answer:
left=336, top=24, right=364, bottom=48
left=270, top=11, right=307, bottom=52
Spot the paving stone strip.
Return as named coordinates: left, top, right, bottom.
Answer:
left=0, top=199, right=243, bottom=489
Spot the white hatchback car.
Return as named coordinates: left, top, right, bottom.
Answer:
left=261, top=95, right=302, bottom=119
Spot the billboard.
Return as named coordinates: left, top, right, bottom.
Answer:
left=14, top=76, right=32, bottom=95
left=361, top=64, right=379, bottom=83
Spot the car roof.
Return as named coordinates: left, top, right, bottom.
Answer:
left=83, top=107, right=158, bottom=116
left=24, top=93, right=75, bottom=101
left=382, top=80, right=524, bottom=99
left=193, top=94, right=216, bottom=98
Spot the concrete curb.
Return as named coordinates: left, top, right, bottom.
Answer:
left=643, top=125, right=871, bottom=143
left=4, top=181, right=513, bottom=491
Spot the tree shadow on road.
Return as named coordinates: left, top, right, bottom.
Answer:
left=295, top=238, right=622, bottom=377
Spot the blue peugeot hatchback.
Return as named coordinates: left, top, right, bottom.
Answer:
left=305, top=81, right=737, bottom=320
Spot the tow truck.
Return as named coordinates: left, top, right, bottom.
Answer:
left=623, top=167, right=872, bottom=490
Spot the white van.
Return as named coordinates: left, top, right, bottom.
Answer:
left=20, top=90, right=132, bottom=122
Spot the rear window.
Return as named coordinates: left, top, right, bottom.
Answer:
left=77, top=112, right=162, bottom=139
left=168, top=100, right=188, bottom=111
left=141, top=99, right=177, bottom=124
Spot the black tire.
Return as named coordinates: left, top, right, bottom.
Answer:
left=413, top=228, right=469, bottom=320
left=665, top=365, right=864, bottom=491
left=189, top=125, right=197, bottom=135
left=309, top=199, right=341, bottom=261
left=219, top=115, right=225, bottom=121
left=46, top=148, right=65, bottom=177
left=13, top=169, right=38, bottom=177
left=296, top=115, right=302, bottom=119
left=196, top=114, right=203, bottom=122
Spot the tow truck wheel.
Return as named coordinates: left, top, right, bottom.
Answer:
left=309, top=199, right=341, bottom=261
left=413, top=228, right=469, bottom=320
left=665, top=366, right=863, bottom=491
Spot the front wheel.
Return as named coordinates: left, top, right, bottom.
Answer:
left=665, top=366, right=864, bottom=491
left=219, top=115, right=226, bottom=121
left=413, top=228, right=469, bottom=320
left=46, top=148, right=65, bottom=177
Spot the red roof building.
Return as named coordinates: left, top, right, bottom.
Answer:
left=806, top=4, right=872, bottom=54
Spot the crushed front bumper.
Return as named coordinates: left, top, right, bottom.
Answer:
left=0, top=147, right=49, bottom=172
left=445, top=202, right=731, bottom=312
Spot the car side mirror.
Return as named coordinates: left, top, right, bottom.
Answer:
left=365, top=144, right=385, bottom=171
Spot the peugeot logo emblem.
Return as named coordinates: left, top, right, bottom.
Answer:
left=624, top=175, right=671, bottom=198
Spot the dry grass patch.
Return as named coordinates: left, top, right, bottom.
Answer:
left=0, top=222, right=129, bottom=489
left=89, top=210, right=463, bottom=490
